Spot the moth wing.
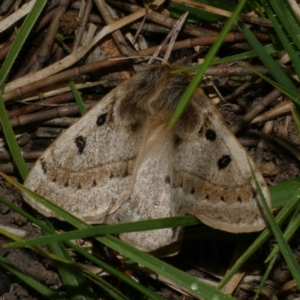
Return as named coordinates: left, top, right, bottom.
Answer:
left=23, top=80, right=147, bottom=223
left=108, top=134, right=182, bottom=253
left=172, top=89, right=271, bottom=232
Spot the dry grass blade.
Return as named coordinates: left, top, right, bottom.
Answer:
left=0, top=0, right=36, bottom=33
left=1, top=0, right=300, bottom=299
left=3, top=9, right=145, bottom=94
left=251, top=101, right=294, bottom=124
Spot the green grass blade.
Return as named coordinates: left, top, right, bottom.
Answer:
left=177, top=42, right=283, bottom=71
left=218, top=186, right=300, bottom=289
left=244, top=66, right=300, bottom=104
left=238, top=20, right=300, bottom=98
left=292, top=106, right=300, bottom=133
left=265, top=212, right=300, bottom=262
left=0, top=0, right=46, bottom=90
left=253, top=254, right=277, bottom=300
left=168, top=0, right=247, bottom=126
left=0, top=172, right=89, bottom=226
left=247, top=156, right=300, bottom=287
left=266, top=0, right=300, bottom=46
left=6, top=173, right=300, bottom=248
left=70, top=81, right=87, bottom=115
left=270, top=176, right=300, bottom=208
left=0, top=181, right=168, bottom=299
left=2, top=230, right=130, bottom=300
left=0, top=212, right=141, bottom=300
left=13, top=174, right=300, bottom=267
left=0, top=255, right=68, bottom=300
left=5, top=216, right=199, bottom=248
left=210, top=42, right=283, bottom=65
left=0, top=93, right=28, bottom=179
left=0, top=225, right=98, bottom=300
left=0, top=1, right=46, bottom=179
left=0, top=195, right=131, bottom=299
left=169, top=0, right=236, bottom=22
left=1, top=173, right=234, bottom=299
left=95, top=235, right=235, bottom=300
left=43, top=225, right=97, bottom=300
left=264, top=0, right=300, bottom=78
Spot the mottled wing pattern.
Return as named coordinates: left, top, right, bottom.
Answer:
left=23, top=78, right=149, bottom=223
left=23, top=64, right=272, bottom=254
left=109, top=139, right=182, bottom=253
left=172, top=88, right=271, bottom=232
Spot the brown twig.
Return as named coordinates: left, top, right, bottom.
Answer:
left=138, top=32, right=269, bottom=56
left=71, top=0, right=93, bottom=52
left=1, top=101, right=97, bottom=130
left=8, top=92, right=75, bottom=119
left=171, top=0, right=273, bottom=27
left=223, top=78, right=262, bottom=102
left=108, top=0, right=217, bottom=37
left=29, top=0, right=71, bottom=72
left=94, top=0, right=136, bottom=57
left=0, top=150, right=43, bottom=161
left=230, top=89, right=282, bottom=134
left=3, top=59, right=126, bottom=102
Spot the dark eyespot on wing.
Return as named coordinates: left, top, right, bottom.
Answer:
left=237, top=196, right=242, bottom=202
left=40, top=160, right=47, bottom=174
left=92, top=180, right=97, bottom=187
left=52, top=177, right=56, bottom=182
left=96, top=113, right=107, bottom=126
left=78, top=183, right=82, bottom=189
left=123, top=168, right=129, bottom=177
left=109, top=174, right=114, bottom=179
left=198, top=126, right=203, bottom=135
left=217, top=155, right=231, bottom=170
left=130, top=121, right=141, bottom=132
left=174, top=135, right=182, bottom=146
left=220, top=196, right=225, bottom=202
left=64, top=180, right=69, bottom=187
left=190, top=187, right=195, bottom=194
left=165, top=175, right=171, bottom=184
left=206, top=194, right=210, bottom=200
left=252, top=190, right=257, bottom=198
left=205, top=129, right=216, bottom=141
left=74, top=136, right=86, bottom=154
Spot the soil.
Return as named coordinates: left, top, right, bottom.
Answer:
left=1, top=1, right=300, bottom=299
left=1, top=111, right=300, bottom=299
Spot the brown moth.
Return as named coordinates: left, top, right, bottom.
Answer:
left=23, top=64, right=272, bottom=254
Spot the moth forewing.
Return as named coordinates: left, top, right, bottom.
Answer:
left=23, top=64, right=272, bottom=254
left=172, top=86, right=272, bottom=233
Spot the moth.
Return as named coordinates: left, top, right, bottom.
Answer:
left=23, top=64, right=272, bottom=254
